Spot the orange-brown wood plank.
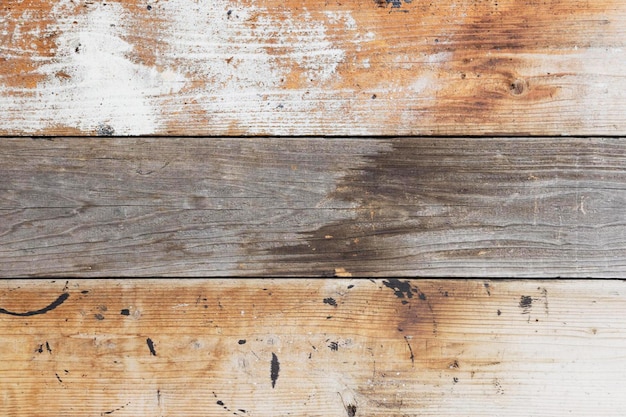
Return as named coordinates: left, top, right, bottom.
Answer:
left=2, top=137, right=626, bottom=277
left=1, top=1, right=625, bottom=136
left=1, top=279, right=626, bottom=417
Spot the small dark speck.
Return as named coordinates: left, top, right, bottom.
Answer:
left=238, top=409, right=246, bottom=414
left=347, top=285, right=354, bottom=289
left=323, top=297, right=337, bottom=307
left=217, top=401, right=224, bottom=406
left=401, top=300, right=409, bottom=305
left=120, top=309, right=130, bottom=316
left=94, top=313, right=105, bottom=320
left=238, top=339, right=246, bottom=345
left=453, top=377, right=459, bottom=383
left=146, top=4, right=152, bottom=10
left=46, top=341, right=52, bottom=353
left=227, top=9, right=232, bottom=16
left=81, top=290, right=89, bottom=294
left=37, top=344, right=44, bottom=353
left=418, top=292, right=427, bottom=301
left=146, top=338, right=157, bottom=356
left=346, top=404, right=357, bottom=417
left=371, top=94, right=377, bottom=99
left=519, top=295, right=533, bottom=309
left=497, top=309, right=502, bottom=316
left=55, top=373, right=63, bottom=383
left=271, top=353, right=280, bottom=388
left=329, top=341, right=339, bottom=351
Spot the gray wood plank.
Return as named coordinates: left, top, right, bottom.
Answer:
left=1, top=137, right=625, bottom=276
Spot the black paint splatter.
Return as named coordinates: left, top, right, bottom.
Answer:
left=403, top=336, right=414, bottom=366
left=146, top=338, right=157, bottom=356
left=0, top=292, right=69, bottom=317
left=212, top=393, right=249, bottom=416
left=55, top=373, right=63, bottom=383
left=329, top=341, right=339, bottom=351
left=94, top=313, right=105, bottom=320
left=238, top=339, right=246, bottom=345
left=271, top=353, right=280, bottom=388
left=346, top=404, right=357, bottom=417
left=374, top=0, right=412, bottom=8
left=323, top=297, right=337, bottom=306
left=383, top=279, right=415, bottom=298
left=519, top=295, right=533, bottom=309
left=101, top=402, right=130, bottom=415
left=46, top=341, right=52, bottom=353
left=120, top=309, right=130, bottom=316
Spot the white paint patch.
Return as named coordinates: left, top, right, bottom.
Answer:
left=156, top=1, right=349, bottom=134
left=323, top=11, right=357, bottom=30
left=0, top=2, right=185, bottom=135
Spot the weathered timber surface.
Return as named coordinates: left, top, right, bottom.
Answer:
left=1, top=279, right=625, bottom=417
left=1, top=137, right=626, bottom=277
left=1, top=0, right=626, bottom=136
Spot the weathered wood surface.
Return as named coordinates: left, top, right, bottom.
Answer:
left=1, top=0, right=626, bottom=136
left=1, top=279, right=625, bottom=417
left=1, top=137, right=625, bottom=277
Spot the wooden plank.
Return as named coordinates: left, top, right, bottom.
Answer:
left=1, top=137, right=625, bottom=277
left=1, top=279, right=625, bottom=417
left=1, top=0, right=625, bottom=136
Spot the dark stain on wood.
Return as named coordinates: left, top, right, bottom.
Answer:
left=323, top=297, right=337, bottom=307
left=3, top=137, right=626, bottom=276
left=146, top=338, right=157, bottom=356
left=271, top=352, right=280, bottom=388
left=519, top=295, right=533, bottom=310
left=0, top=292, right=69, bottom=316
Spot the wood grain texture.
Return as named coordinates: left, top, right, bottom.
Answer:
left=1, top=137, right=626, bottom=277
left=1, top=0, right=626, bottom=136
left=1, top=279, right=625, bottom=417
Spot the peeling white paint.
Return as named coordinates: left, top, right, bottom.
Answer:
left=1, top=1, right=356, bottom=135
left=323, top=10, right=358, bottom=30
left=156, top=1, right=349, bottom=134
left=1, top=2, right=185, bottom=135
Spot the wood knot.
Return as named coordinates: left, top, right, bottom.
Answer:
left=510, top=79, right=528, bottom=96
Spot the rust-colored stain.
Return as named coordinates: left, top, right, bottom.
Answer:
left=0, top=280, right=624, bottom=416
left=0, top=0, right=623, bottom=135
